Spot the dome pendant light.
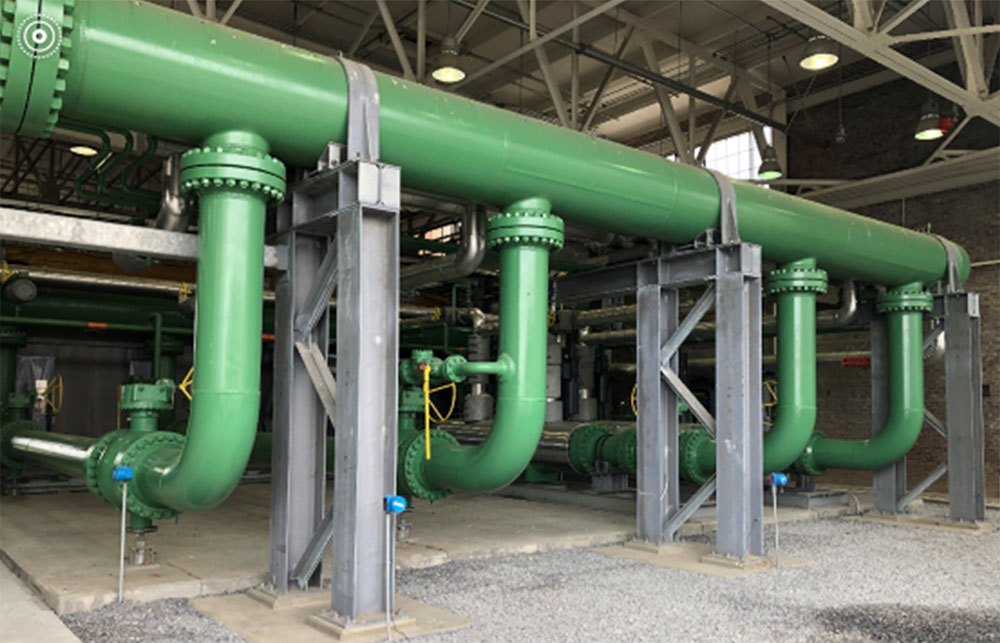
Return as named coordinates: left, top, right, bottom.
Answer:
left=757, top=145, right=783, bottom=180
left=432, top=35, right=465, bottom=84
left=799, top=36, right=839, bottom=71
left=914, top=99, right=944, bottom=140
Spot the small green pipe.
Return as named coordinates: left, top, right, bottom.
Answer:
left=151, top=313, right=163, bottom=378
left=798, top=285, right=932, bottom=474
left=410, top=198, right=564, bottom=496
left=63, top=121, right=156, bottom=210
left=0, top=315, right=193, bottom=335
left=118, top=133, right=161, bottom=202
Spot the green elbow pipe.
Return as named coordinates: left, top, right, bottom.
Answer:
left=680, top=259, right=828, bottom=482
left=399, top=199, right=564, bottom=499
left=796, top=285, right=933, bottom=474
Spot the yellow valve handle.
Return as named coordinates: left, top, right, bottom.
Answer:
left=422, top=365, right=432, bottom=460
left=430, top=307, right=442, bottom=322
left=0, top=260, right=14, bottom=285
left=43, top=375, right=63, bottom=415
left=178, top=282, right=193, bottom=298
left=548, top=309, right=556, bottom=327
left=763, top=379, right=778, bottom=407
left=178, top=366, right=194, bottom=401
left=116, top=384, right=124, bottom=430
left=427, top=382, right=457, bottom=423
left=630, top=382, right=638, bottom=417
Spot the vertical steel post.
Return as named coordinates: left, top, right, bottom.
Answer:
left=635, top=262, right=678, bottom=543
left=269, top=197, right=332, bottom=591
left=870, top=315, right=904, bottom=513
left=944, top=293, right=985, bottom=522
left=331, top=164, right=401, bottom=622
left=714, top=245, right=763, bottom=558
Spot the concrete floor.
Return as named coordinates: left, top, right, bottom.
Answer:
left=0, top=565, right=81, bottom=643
left=0, top=480, right=849, bottom=617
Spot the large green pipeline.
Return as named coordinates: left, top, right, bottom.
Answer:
left=398, top=199, right=564, bottom=499
left=1, top=0, right=968, bottom=287
left=680, top=259, right=828, bottom=483
left=795, top=286, right=933, bottom=475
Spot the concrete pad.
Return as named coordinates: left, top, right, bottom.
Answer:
left=193, top=593, right=470, bottom=643
left=847, top=513, right=999, bottom=534
left=0, top=484, right=634, bottom=614
left=592, top=541, right=809, bottom=578
left=0, top=564, right=81, bottom=643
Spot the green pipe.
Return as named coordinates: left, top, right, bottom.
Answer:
left=0, top=328, right=26, bottom=410
left=0, top=0, right=962, bottom=286
left=398, top=199, right=564, bottom=498
left=62, top=121, right=157, bottom=210
left=796, top=285, right=933, bottom=474
left=118, top=132, right=161, bottom=202
left=679, top=260, right=828, bottom=482
left=130, top=130, right=284, bottom=513
left=0, top=315, right=193, bottom=336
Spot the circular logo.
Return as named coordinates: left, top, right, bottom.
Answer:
left=16, top=13, right=62, bottom=60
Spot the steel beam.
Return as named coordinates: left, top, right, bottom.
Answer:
left=944, top=0, right=989, bottom=96
left=455, top=0, right=627, bottom=87
left=269, top=180, right=335, bottom=592
left=517, top=0, right=570, bottom=127
left=637, top=33, right=693, bottom=164
left=579, top=28, right=633, bottom=131
left=879, top=0, right=933, bottom=33
left=760, top=0, right=1000, bottom=124
left=0, top=208, right=279, bottom=268
left=943, top=292, right=985, bottom=522
left=636, top=264, right=679, bottom=544
left=347, top=10, right=380, bottom=58
left=455, top=0, right=491, bottom=42
left=713, top=244, right=763, bottom=559
left=374, top=0, right=416, bottom=81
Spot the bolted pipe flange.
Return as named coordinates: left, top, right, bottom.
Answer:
left=567, top=423, right=610, bottom=475
left=179, top=144, right=286, bottom=205
left=115, top=431, right=185, bottom=520
left=792, top=430, right=825, bottom=476
left=678, top=426, right=713, bottom=484
left=397, top=430, right=459, bottom=501
left=0, top=0, right=74, bottom=137
left=84, top=429, right=130, bottom=503
left=877, top=287, right=932, bottom=314
left=119, top=380, right=174, bottom=412
left=765, top=265, right=828, bottom=295
left=614, top=427, right=637, bottom=476
left=486, top=198, right=564, bottom=251
left=443, top=354, right=468, bottom=383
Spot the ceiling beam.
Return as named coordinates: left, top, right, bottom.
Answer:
left=759, top=0, right=1000, bottom=125
left=637, top=33, right=693, bottom=164
left=455, top=0, right=491, bottom=43
left=454, top=0, right=627, bottom=87
left=516, top=0, right=570, bottom=127
left=374, top=0, right=416, bottom=80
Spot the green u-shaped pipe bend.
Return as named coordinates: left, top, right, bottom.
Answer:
left=794, top=284, right=933, bottom=475
left=398, top=198, right=564, bottom=500
left=678, top=259, right=828, bottom=483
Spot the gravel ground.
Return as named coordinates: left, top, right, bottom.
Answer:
left=59, top=508, right=999, bottom=643
left=62, top=598, right=244, bottom=643
left=397, top=509, right=1000, bottom=643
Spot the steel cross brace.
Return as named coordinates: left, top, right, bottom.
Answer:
left=636, top=243, right=763, bottom=559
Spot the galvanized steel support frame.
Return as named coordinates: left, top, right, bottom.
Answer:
left=636, top=243, right=763, bottom=559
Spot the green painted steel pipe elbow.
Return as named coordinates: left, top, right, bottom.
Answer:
left=802, top=284, right=933, bottom=473
left=679, top=259, right=827, bottom=481
left=401, top=199, right=564, bottom=499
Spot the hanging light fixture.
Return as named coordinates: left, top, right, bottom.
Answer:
left=70, top=145, right=98, bottom=156
left=757, top=145, right=783, bottom=180
left=914, top=99, right=944, bottom=140
left=432, top=35, right=465, bottom=84
left=799, top=36, right=839, bottom=71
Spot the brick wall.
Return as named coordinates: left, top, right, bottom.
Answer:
left=788, top=70, right=999, bottom=497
